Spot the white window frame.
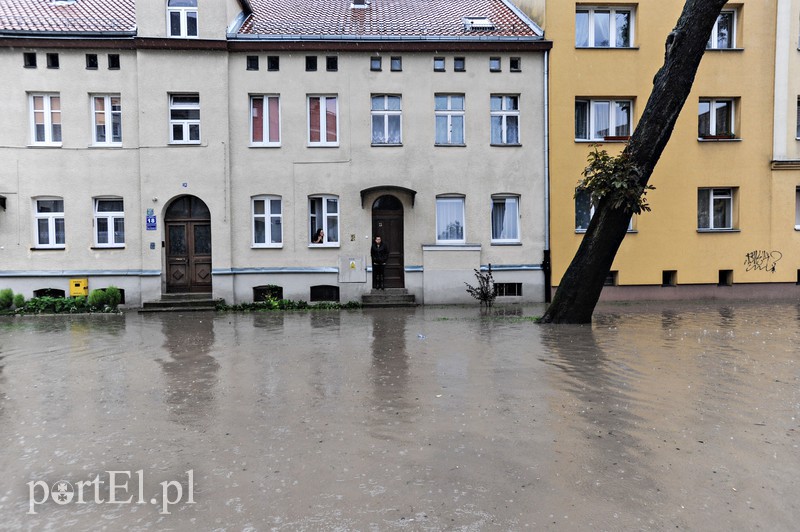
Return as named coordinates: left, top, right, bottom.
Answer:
left=91, top=94, right=122, bottom=146
left=490, top=95, right=520, bottom=145
left=436, top=196, right=466, bottom=244
left=575, top=98, right=633, bottom=141
left=169, top=93, right=200, bottom=144
left=33, top=197, right=65, bottom=248
left=575, top=6, right=634, bottom=48
left=93, top=197, right=125, bottom=247
left=252, top=195, right=283, bottom=248
left=308, top=195, right=339, bottom=246
left=307, top=95, right=339, bottom=147
left=707, top=10, right=736, bottom=50
left=250, top=95, right=281, bottom=147
left=575, top=189, right=634, bottom=232
left=435, top=94, right=465, bottom=145
left=29, top=93, right=62, bottom=146
left=491, top=195, right=520, bottom=243
left=167, top=0, right=198, bottom=39
left=698, top=188, right=735, bottom=231
left=796, top=97, right=800, bottom=139
left=795, top=187, right=800, bottom=230
left=371, top=94, right=402, bottom=145
left=698, top=98, right=735, bottom=139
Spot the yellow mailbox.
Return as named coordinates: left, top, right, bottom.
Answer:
left=70, top=278, right=88, bottom=297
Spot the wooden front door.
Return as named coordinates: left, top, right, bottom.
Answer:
left=165, top=196, right=212, bottom=293
left=372, top=195, right=404, bottom=289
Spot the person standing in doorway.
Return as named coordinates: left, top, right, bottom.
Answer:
left=371, top=235, right=389, bottom=290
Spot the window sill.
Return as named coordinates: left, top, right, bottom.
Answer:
left=308, top=244, right=340, bottom=248
left=576, top=229, right=637, bottom=234
left=706, top=47, right=744, bottom=52
left=490, top=143, right=522, bottom=147
left=423, top=243, right=480, bottom=251
left=91, top=246, right=125, bottom=250
left=250, top=143, right=281, bottom=148
left=697, top=228, right=740, bottom=233
left=698, top=136, right=741, bottom=142
left=307, top=144, right=340, bottom=148
left=27, top=143, right=62, bottom=148
left=31, top=246, right=65, bottom=251
left=252, top=244, right=283, bottom=249
left=575, top=138, right=628, bottom=143
left=89, top=144, right=123, bottom=149
left=434, top=143, right=466, bottom=147
left=370, top=143, right=403, bottom=147
left=168, top=142, right=202, bottom=146
left=490, top=241, right=521, bottom=246
left=575, top=46, right=640, bottom=50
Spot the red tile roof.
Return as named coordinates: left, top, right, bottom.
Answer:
left=0, top=0, right=135, bottom=34
left=238, top=0, right=541, bottom=39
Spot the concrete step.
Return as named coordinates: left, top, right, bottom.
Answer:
left=139, top=295, right=223, bottom=312
left=361, top=289, right=417, bottom=308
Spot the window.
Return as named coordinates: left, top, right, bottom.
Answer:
left=92, top=95, right=122, bottom=145
left=390, top=56, right=402, bottom=71
left=707, top=10, right=735, bottom=49
left=94, top=198, right=124, bottom=247
left=250, top=95, right=280, bottom=146
left=46, top=53, right=59, bottom=69
left=30, top=94, right=62, bottom=145
left=371, top=95, right=402, bottom=145
left=169, top=94, right=200, bottom=144
left=510, top=57, right=521, bottom=72
left=246, top=55, right=259, bottom=70
left=436, top=196, right=465, bottom=243
left=167, top=0, right=198, bottom=38
left=305, top=56, right=317, bottom=71
left=252, top=196, right=282, bottom=247
left=23, top=52, right=37, bottom=68
left=433, top=57, right=445, bottom=71
left=491, top=195, right=520, bottom=242
left=309, top=195, right=339, bottom=245
left=575, top=98, right=633, bottom=140
left=576, top=6, right=632, bottom=48
left=308, top=95, right=338, bottom=146
left=490, top=95, right=520, bottom=145
left=267, top=56, right=279, bottom=71
left=698, top=188, right=734, bottom=230
left=326, top=56, right=338, bottom=72
left=795, top=187, right=800, bottom=229
left=662, top=270, right=677, bottom=287
left=495, top=283, right=522, bottom=297
left=489, top=57, right=501, bottom=71
left=454, top=57, right=466, bottom=72
left=576, top=189, right=634, bottom=231
left=310, top=285, right=340, bottom=302
left=698, top=98, right=735, bottom=138
left=370, top=56, right=382, bottom=71
left=718, top=270, right=733, bottom=286
left=34, top=198, right=65, bottom=248
left=254, top=285, right=283, bottom=301
left=796, top=98, right=800, bottom=139
left=108, top=54, right=120, bottom=69
left=86, top=54, right=98, bottom=69
left=435, top=94, right=465, bottom=145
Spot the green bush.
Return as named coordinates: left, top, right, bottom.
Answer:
left=87, top=289, right=108, bottom=308
left=104, top=286, right=122, bottom=309
left=12, top=293, right=25, bottom=308
left=0, top=288, right=13, bottom=309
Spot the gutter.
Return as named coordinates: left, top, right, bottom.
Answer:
left=542, top=49, right=552, bottom=303
left=228, top=33, right=545, bottom=42
left=0, top=30, right=136, bottom=39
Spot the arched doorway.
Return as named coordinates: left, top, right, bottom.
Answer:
left=371, top=195, right=404, bottom=288
left=164, top=195, right=212, bottom=293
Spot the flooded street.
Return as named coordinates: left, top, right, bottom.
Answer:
left=0, top=302, right=798, bottom=530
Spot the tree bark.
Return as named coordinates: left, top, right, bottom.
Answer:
left=540, top=0, right=730, bottom=324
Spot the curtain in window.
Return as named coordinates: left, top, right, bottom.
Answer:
left=592, top=101, right=609, bottom=138
left=268, top=97, right=279, bottom=142
left=575, top=100, right=589, bottom=139
left=326, top=198, right=338, bottom=242
left=615, top=11, right=630, bottom=47
left=436, top=199, right=464, bottom=241
left=712, top=190, right=731, bottom=228
left=575, top=11, right=589, bottom=46
left=698, top=101, right=711, bottom=136
left=435, top=115, right=448, bottom=143
left=716, top=13, right=731, bottom=48
left=492, top=197, right=518, bottom=240
left=614, top=101, right=630, bottom=136
left=325, top=98, right=337, bottom=142
left=697, top=189, right=710, bottom=228
left=252, top=97, right=263, bottom=143
left=309, top=98, right=320, bottom=142
left=714, top=101, right=731, bottom=135
left=593, top=11, right=610, bottom=47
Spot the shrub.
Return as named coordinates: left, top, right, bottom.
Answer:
left=0, top=288, right=13, bottom=309
left=87, top=289, right=108, bottom=309
left=104, top=286, right=122, bottom=309
left=465, top=265, right=496, bottom=307
left=12, top=293, right=25, bottom=308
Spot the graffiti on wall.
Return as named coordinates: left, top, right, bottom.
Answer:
left=744, top=250, right=782, bottom=273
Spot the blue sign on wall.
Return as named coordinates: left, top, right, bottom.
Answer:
left=146, top=216, right=157, bottom=231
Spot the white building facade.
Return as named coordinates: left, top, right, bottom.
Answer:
left=0, top=0, right=550, bottom=306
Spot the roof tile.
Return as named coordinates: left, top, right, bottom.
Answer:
left=0, top=0, right=135, bottom=34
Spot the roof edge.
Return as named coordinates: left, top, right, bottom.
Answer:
left=0, top=29, right=137, bottom=39
left=499, top=0, right=544, bottom=37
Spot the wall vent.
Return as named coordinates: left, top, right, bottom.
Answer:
left=463, top=17, right=494, bottom=31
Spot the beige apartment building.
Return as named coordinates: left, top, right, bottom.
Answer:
left=0, top=0, right=551, bottom=306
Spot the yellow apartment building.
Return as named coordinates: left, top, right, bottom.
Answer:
left=534, top=0, right=800, bottom=300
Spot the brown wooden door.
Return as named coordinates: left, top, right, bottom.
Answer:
left=165, top=196, right=212, bottom=293
left=372, top=195, right=404, bottom=288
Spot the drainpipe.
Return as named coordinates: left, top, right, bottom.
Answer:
left=542, top=49, right=552, bottom=302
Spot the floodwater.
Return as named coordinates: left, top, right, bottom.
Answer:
left=0, top=302, right=798, bottom=531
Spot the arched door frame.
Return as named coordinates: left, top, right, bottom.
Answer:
left=163, top=195, right=212, bottom=294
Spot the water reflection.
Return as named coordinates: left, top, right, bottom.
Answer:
left=157, top=314, right=219, bottom=427
left=367, top=308, right=413, bottom=440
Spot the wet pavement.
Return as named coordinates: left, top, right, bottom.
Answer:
left=0, top=301, right=798, bottom=530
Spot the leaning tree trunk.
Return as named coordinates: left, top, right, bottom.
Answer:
left=540, top=0, right=729, bottom=324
